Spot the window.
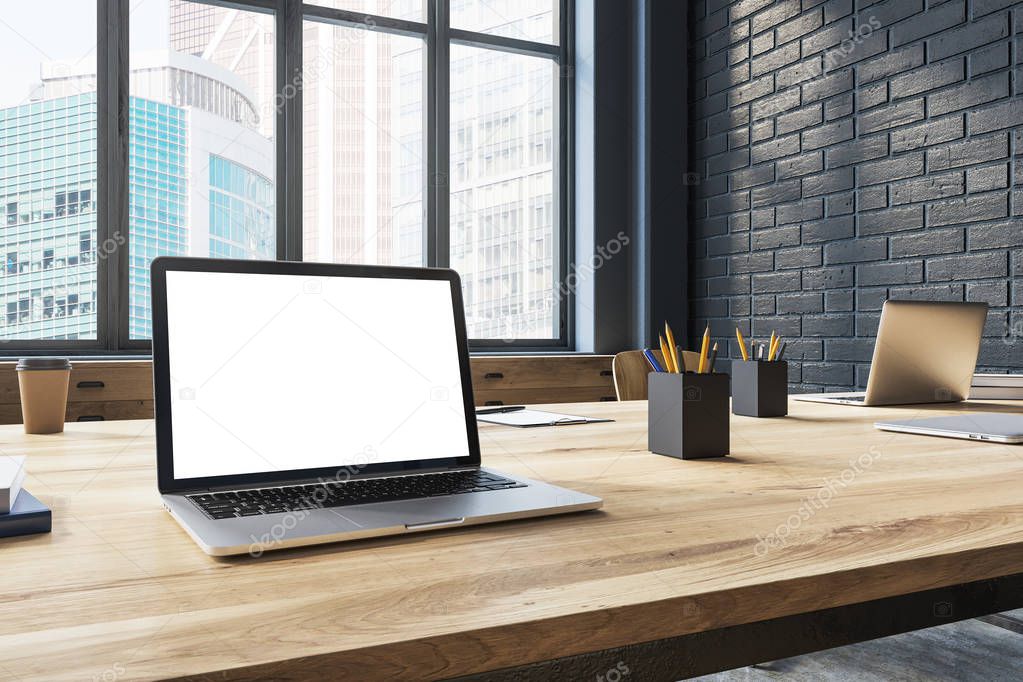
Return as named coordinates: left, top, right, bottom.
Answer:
left=0, top=0, right=571, bottom=352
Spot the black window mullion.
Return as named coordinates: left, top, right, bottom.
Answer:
left=279, top=0, right=303, bottom=261
left=98, top=0, right=129, bottom=352
left=427, top=0, right=450, bottom=269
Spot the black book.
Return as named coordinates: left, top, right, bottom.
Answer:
left=0, top=490, right=51, bottom=539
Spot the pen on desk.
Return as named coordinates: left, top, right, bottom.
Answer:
left=707, top=342, right=718, bottom=373
left=758, top=343, right=765, bottom=360
left=643, top=349, right=664, bottom=373
left=475, top=405, right=526, bottom=415
left=776, top=341, right=787, bottom=361
left=736, top=328, right=749, bottom=361
left=698, top=325, right=710, bottom=374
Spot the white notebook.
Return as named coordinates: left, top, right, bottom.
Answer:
left=0, top=455, right=26, bottom=514
left=477, top=409, right=613, bottom=428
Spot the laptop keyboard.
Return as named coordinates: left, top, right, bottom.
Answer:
left=187, top=470, right=526, bottom=520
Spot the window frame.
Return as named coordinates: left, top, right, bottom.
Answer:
left=6, top=0, right=573, bottom=355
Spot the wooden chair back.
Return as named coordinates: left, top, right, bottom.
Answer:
left=612, top=349, right=701, bottom=401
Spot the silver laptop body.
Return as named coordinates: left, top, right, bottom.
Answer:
left=875, top=413, right=1023, bottom=444
left=151, top=258, right=601, bottom=556
left=794, top=300, right=988, bottom=407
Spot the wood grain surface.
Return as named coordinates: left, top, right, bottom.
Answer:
left=2, top=398, right=1022, bottom=681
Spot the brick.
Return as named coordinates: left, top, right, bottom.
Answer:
left=890, top=0, right=966, bottom=47
left=707, top=62, right=751, bottom=95
left=729, top=296, right=752, bottom=317
left=857, top=81, right=888, bottom=110
left=969, top=220, right=1023, bottom=248
left=694, top=175, right=729, bottom=199
left=751, top=42, right=801, bottom=78
left=729, top=251, right=776, bottom=273
left=971, top=42, right=1010, bottom=76
left=856, top=287, right=889, bottom=311
left=802, top=265, right=855, bottom=288
left=730, top=163, right=776, bottom=190
left=708, top=19, right=752, bottom=54
left=753, top=295, right=776, bottom=314
left=966, top=163, right=1009, bottom=193
left=802, top=314, right=851, bottom=339
left=826, top=338, right=876, bottom=362
left=802, top=19, right=855, bottom=57
left=751, top=31, right=775, bottom=57
left=779, top=57, right=825, bottom=90
left=825, top=289, right=855, bottom=311
left=751, top=87, right=802, bottom=120
left=888, top=283, right=965, bottom=301
left=692, top=297, right=729, bottom=318
left=692, top=257, right=729, bottom=279
left=857, top=44, right=924, bottom=83
left=694, top=216, right=729, bottom=238
left=802, top=362, right=855, bottom=384
left=730, top=212, right=752, bottom=232
left=695, top=134, right=729, bottom=159
left=802, top=68, right=854, bottom=103
left=932, top=132, right=1010, bottom=170
left=776, top=104, right=824, bottom=135
left=707, top=233, right=751, bottom=256
left=802, top=119, right=854, bottom=150
left=967, top=280, right=1008, bottom=306
left=751, top=225, right=802, bottom=249
left=802, top=215, right=855, bottom=242
left=824, top=92, right=854, bottom=120
left=776, top=292, right=824, bottom=313
left=928, top=72, right=1010, bottom=117
left=929, top=13, right=1011, bottom=61
left=825, top=135, right=888, bottom=167
left=777, top=10, right=824, bottom=44
left=857, top=153, right=925, bottom=186
left=728, top=127, right=750, bottom=149
left=857, top=260, right=924, bottom=285
left=858, top=186, right=888, bottom=211
left=803, top=167, right=855, bottom=197
left=729, top=42, right=751, bottom=66
left=828, top=191, right=855, bottom=216
left=777, top=151, right=825, bottom=179
left=751, top=207, right=776, bottom=228
left=890, top=171, right=965, bottom=205
left=708, top=190, right=751, bottom=215
left=729, top=74, right=776, bottom=106
left=751, top=119, right=774, bottom=142
left=822, top=23, right=888, bottom=71
left=824, top=237, right=887, bottom=263
left=752, top=316, right=801, bottom=336
left=856, top=312, right=881, bottom=336
left=776, top=245, right=823, bottom=269
left=751, top=179, right=802, bottom=206
left=751, top=272, right=802, bottom=295
left=864, top=0, right=925, bottom=28
left=890, top=58, right=965, bottom=99
left=709, top=275, right=752, bottom=296
left=890, top=114, right=965, bottom=153
left=751, top=133, right=801, bottom=163
left=751, top=0, right=801, bottom=34
left=970, top=99, right=1023, bottom=134
left=928, top=193, right=1009, bottom=227
left=777, top=198, right=824, bottom=224
left=824, top=0, right=853, bottom=24
left=708, top=149, right=750, bottom=175
left=858, top=98, right=925, bottom=134
left=889, top=227, right=964, bottom=257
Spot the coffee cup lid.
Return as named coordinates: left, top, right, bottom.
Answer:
left=16, top=357, right=72, bottom=371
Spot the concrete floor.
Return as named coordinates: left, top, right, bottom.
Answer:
left=692, top=610, right=1023, bottom=681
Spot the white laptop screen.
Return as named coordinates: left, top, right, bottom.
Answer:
left=164, top=270, right=471, bottom=480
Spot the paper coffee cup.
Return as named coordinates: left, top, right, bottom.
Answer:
left=16, top=358, right=72, bottom=434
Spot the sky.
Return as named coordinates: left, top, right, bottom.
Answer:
left=0, top=0, right=169, bottom=109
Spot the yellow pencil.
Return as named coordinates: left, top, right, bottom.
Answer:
left=659, top=334, right=676, bottom=373
left=697, top=325, right=710, bottom=374
left=768, top=331, right=777, bottom=362
left=736, top=327, right=749, bottom=361
left=664, top=322, right=681, bottom=376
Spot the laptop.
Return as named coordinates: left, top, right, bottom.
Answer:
left=151, top=257, right=602, bottom=556
left=875, top=413, right=1023, bottom=444
left=794, top=300, right=988, bottom=407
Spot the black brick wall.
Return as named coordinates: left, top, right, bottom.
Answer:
left=688, top=0, right=1023, bottom=391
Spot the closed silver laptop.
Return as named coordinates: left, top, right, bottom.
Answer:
left=151, top=258, right=601, bottom=556
left=794, top=300, right=988, bottom=407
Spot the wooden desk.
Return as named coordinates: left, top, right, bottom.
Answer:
left=2, top=399, right=1023, bottom=681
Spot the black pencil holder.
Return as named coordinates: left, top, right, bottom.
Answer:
left=648, top=372, right=729, bottom=459
left=731, top=360, right=788, bottom=417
